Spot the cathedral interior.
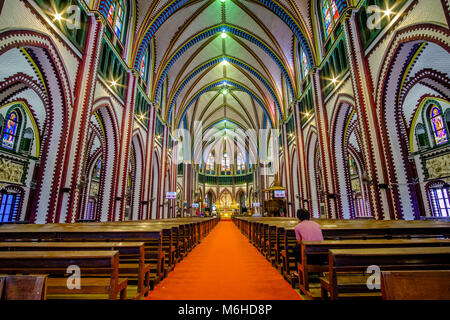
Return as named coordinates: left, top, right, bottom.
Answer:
left=0, top=0, right=449, bottom=303
left=0, top=0, right=449, bottom=223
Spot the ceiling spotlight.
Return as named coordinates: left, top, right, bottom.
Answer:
left=331, top=78, right=337, bottom=84
left=220, top=0, right=226, bottom=2
left=384, top=8, right=392, bottom=16
left=140, top=114, right=144, bottom=120
left=221, top=30, right=227, bottom=38
left=111, top=80, right=117, bottom=87
left=222, top=60, right=228, bottom=66
left=222, top=89, right=229, bottom=95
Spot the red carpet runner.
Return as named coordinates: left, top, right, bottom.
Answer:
left=146, top=221, right=301, bottom=300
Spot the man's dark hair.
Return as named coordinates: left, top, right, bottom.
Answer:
left=297, top=208, right=310, bottom=221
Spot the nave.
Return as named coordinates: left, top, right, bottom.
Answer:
left=147, top=220, right=301, bottom=300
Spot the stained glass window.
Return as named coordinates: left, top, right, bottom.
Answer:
left=430, top=105, right=448, bottom=145
left=429, top=187, right=450, bottom=217
left=349, top=154, right=357, bottom=176
left=301, top=50, right=309, bottom=76
left=140, top=53, right=146, bottom=78
left=106, top=1, right=125, bottom=40
left=2, top=111, right=19, bottom=150
left=86, top=199, right=96, bottom=220
left=95, top=159, right=102, bottom=179
left=115, top=1, right=124, bottom=38
left=321, top=0, right=340, bottom=38
left=107, top=2, right=116, bottom=25
left=0, top=193, right=21, bottom=223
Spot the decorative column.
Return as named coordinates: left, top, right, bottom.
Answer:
left=170, top=138, right=178, bottom=218
left=311, top=70, right=338, bottom=218
left=142, top=104, right=156, bottom=219
left=281, top=122, right=295, bottom=217
left=113, top=72, right=137, bottom=221
left=183, top=162, right=192, bottom=217
left=58, top=14, right=104, bottom=223
left=342, top=11, right=395, bottom=219
left=157, top=126, right=169, bottom=219
left=293, top=101, right=309, bottom=210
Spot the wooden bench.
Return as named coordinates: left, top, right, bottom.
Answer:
left=0, top=251, right=127, bottom=299
left=298, top=238, right=450, bottom=299
left=381, top=270, right=450, bottom=300
left=1, top=275, right=48, bottom=300
left=0, top=241, right=149, bottom=299
left=320, top=247, right=450, bottom=300
left=0, top=224, right=165, bottom=291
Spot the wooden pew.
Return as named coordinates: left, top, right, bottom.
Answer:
left=298, top=238, right=450, bottom=299
left=0, top=251, right=127, bottom=299
left=0, top=217, right=219, bottom=287
left=2, top=275, right=48, bottom=300
left=0, top=241, right=149, bottom=299
left=281, top=228, right=298, bottom=287
left=239, top=218, right=450, bottom=287
left=320, top=247, right=450, bottom=300
left=381, top=270, right=450, bottom=300
left=0, top=224, right=164, bottom=291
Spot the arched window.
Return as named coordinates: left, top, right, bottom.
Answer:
left=348, top=154, right=357, bottom=176
left=429, top=105, right=448, bottom=146
left=206, top=153, right=215, bottom=171
left=86, top=198, right=96, bottom=220
left=222, top=153, right=230, bottom=171
left=415, top=123, right=429, bottom=149
left=2, top=111, right=19, bottom=150
left=94, top=159, right=102, bottom=179
left=429, top=186, right=450, bottom=217
left=21, top=128, right=34, bottom=154
left=105, top=0, right=126, bottom=41
left=140, top=52, right=147, bottom=79
left=301, top=49, right=310, bottom=77
left=237, top=153, right=245, bottom=172
left=0, top=190, right=22, bottom=223
left=321, top=0, right=340, bottom=38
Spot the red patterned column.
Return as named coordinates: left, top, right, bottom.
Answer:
left=342, top=11, right=395, bottom=220
left=58, top=15, right=104, bottom=223
left=311, top=70, right=338, bottom=218
left=142, top=104, right=156, bottom=220
left=169, top=138, right=177, bottom=218
left=157, top=126, right=169, bottom=219
left=113, top=72, right=136, bottom=221
left=281, top=123, right=294, bottom=217
left=293, top=102, right=309, bottom=210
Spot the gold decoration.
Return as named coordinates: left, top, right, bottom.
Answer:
left=426, top=154, right=450, bottom=179
left=351, top=178, right=361, bottom=192
left=0, top=158, right=24, bottom=184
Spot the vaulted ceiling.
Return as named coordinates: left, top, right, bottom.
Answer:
left=124, top=0, right=318, bottom=160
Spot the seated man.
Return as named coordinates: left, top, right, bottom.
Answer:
left=293, top=209, right=324, bottom=263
